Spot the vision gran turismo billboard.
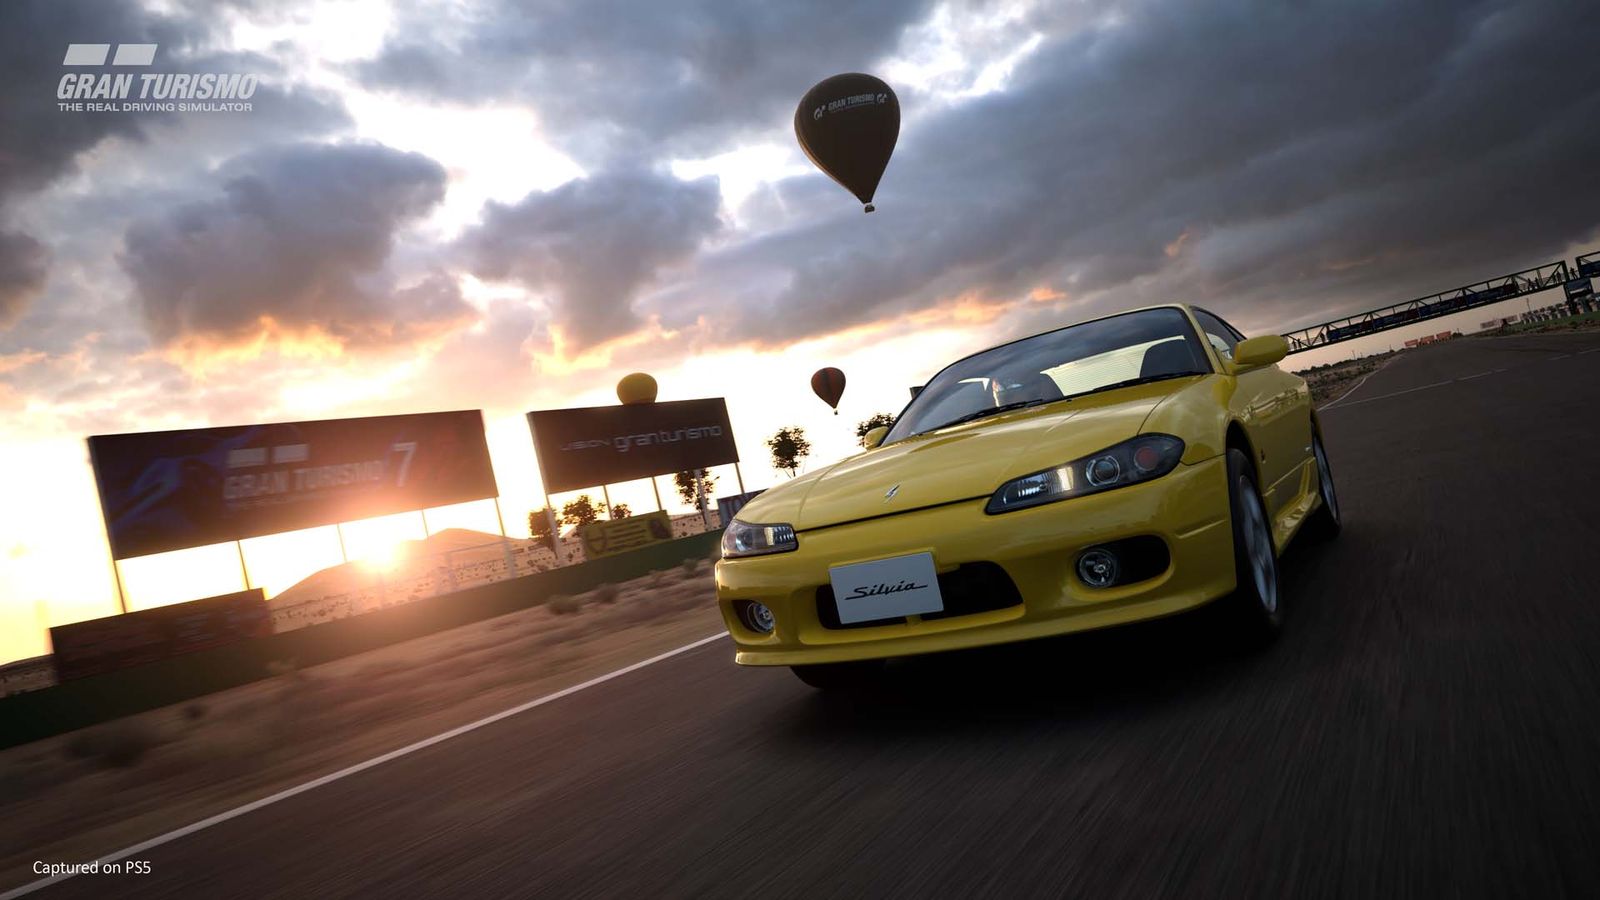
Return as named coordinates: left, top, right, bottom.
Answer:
left=88, top=410, right=498, bottom=559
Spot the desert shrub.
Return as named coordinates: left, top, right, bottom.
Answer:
left=593, top=582, right=620, bottom=605
left=548, top=593, right=581, bottom=615
left=183, top=702, right=208, bottom=722
left=680, top=557, right=701, bottom=576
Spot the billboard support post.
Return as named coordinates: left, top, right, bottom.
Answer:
left=236, top=540, right=251, bottom=590
left=492, top=497, right=515, bottom=580
left=110, top=559, right=128, bottom=616
left=651, top=476, right=664, bottom=512
left=335, top=523, right=349, bottom=563
left=420, top=508, right=430, bottom=538
left=734, top=462, right=746, bottom=497
left=544, top=493, right=559, bottom=564
left=601, top=484, right=613, bottom=519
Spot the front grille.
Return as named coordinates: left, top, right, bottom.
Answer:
left=816, top=561, right=1023, bottom=629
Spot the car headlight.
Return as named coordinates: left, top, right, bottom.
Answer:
left=720, top=519, right=798, bottom=558
left=985, top=434, right=1186, bottom=514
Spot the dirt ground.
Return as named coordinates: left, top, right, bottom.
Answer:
left=0, top=558, right=727, bottom=890
left=1297, top=351, right=1396, bottom=407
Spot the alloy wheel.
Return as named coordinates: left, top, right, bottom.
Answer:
left=1237, top=477, right=1278, bottom=614
left=1314, top=437, right=1339, bottom=523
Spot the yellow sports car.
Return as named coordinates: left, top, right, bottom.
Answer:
left=716, top=304, right=1340, bottom=689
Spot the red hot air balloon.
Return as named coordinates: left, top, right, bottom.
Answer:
left=811, top=367, right=846, bottom=415
left=795, top=73, right=900, bottom=212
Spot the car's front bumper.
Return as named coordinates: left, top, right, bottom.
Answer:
left=715, top=454, right=1236, bottom=665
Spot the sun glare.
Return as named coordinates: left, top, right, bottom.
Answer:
left=340, top=511, right=427, bottom=573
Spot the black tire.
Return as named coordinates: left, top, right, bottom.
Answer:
left=1305, top=430, right=1342, bottom=540
left=1219, top=447, right=1282, bottom=643
left=791, top=660, right=885, bottom=691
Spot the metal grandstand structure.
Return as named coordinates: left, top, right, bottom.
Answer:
left=1281, top=252, right=1596, bottom=354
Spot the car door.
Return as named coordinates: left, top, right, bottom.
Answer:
left=1191, top=309, right=1309, bottom=516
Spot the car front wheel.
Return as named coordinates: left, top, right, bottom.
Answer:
left=1305, top=430, right=1341, bottom=539
left=1220, top=447, right=1282, bottom=643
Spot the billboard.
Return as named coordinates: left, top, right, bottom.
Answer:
left=51, top=588, right=271, bottom=681
left=717, top=490, right=765, bottom=527
left=578, top=511, right=675, bottom=558
left=90, top=410, right=497, bottom=559
left=527, top=398, right=738, bottom=494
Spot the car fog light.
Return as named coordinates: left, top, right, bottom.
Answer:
left=1077, top=548, right=1120, bottom=588
left=738, top=601, right=776, bottom=634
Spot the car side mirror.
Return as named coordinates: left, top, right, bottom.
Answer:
left=1230, top=335, right=1289, bottom=371
left=863, top=426, right=889, bottom=449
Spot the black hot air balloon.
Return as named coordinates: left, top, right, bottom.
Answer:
left=795, top=73, right=900, bottom=212
left=811, top=367, right=846, bottom=415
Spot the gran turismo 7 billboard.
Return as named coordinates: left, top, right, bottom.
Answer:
left=527, top=398, right=738, bottom=494
left=89, top=410, right=498, bottom=559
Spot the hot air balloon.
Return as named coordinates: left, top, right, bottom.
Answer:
left=795, top=73, right=900, bottom=213
left=811, top=367, right=846, bottom=415
left=616, top=372, right=658, bottom=405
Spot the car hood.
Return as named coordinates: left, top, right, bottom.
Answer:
left=738, top=379, right=1194, bottom=532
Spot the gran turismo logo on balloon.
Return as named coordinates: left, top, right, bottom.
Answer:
left=55, top=44, right=260, bottom=114
left=813, top=91, right=891, bottom=120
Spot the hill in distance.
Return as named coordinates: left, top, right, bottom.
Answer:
left=271, top=528, right=521, bottom=608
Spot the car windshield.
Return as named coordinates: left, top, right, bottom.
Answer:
left=885, top=307, right=1211, bottom=441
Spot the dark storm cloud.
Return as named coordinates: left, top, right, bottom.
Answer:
left=0, top=231, right=49, bottom=329
left=0, top=0, right=349, bottom=333
left=461, top=170, right=722, bottom=349
left=0, top=1, right=345, bottom=196
left=652, top=0, right=1600, bottom=345
left=355, top=0, right=936, bottom=161
left=120, top=142, right=470, bottom=348
left=0, top=0, right=182, bottom=197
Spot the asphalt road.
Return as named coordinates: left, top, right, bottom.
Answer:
left=33, top=333, right=1600, bottom=899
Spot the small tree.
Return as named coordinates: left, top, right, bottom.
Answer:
left=767, top=426, right=812, bottom=478
left=528, top=507, right=556, bottom=551
left=610, top=502, right=632, bottom=519
left=855, top=412, right=896, bottom=447
left=561, top=495, right=606, bottom=528
left=674, top=469, right=718, bottom=512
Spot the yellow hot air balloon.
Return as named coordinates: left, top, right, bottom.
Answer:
left=617, top=372, right=658, bottom=405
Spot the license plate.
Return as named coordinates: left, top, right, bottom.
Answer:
left=829, top=552, right=943, bottom=624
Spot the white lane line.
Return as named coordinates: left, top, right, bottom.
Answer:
left=0, top=632, right=730, bottom=900
left=1318, top=355, right=1396, bottom=411
left=1323, top=345, right=1598, bottom=412
left=1326, top=379, right=1455, bottom=410
left=1580, top=348, right=1600, bottom=355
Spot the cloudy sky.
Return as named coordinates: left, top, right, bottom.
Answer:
left=1, top=0, right=1597, bottom=660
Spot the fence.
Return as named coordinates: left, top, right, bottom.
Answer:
left=0, top=527, right=726, bottom=749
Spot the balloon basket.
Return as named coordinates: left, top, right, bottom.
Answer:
left=863, top=203, right=875, bottom=213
